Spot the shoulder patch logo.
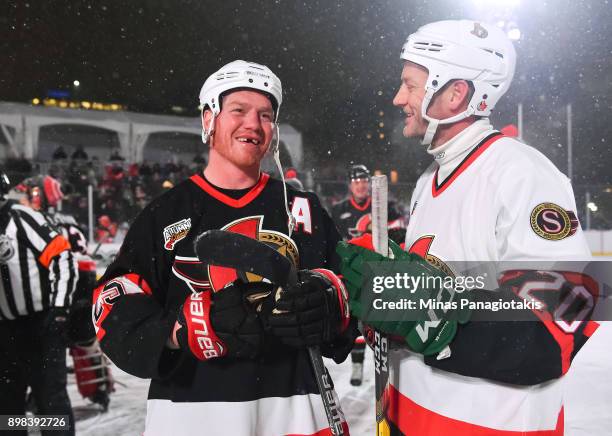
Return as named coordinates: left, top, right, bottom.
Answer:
left=530, top=203, right=579, bottom=240
left=0, top=234, right=15, bottom=263
left=163, top=218, right=192, bottom=250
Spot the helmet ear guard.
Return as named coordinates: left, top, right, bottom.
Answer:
left=400, top=20, right=516, bottom=145
left=200, top=109, right=216, bottom=145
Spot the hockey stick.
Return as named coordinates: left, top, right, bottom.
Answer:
left=91, top=225, right=111, bottom=257
left=371, top=175, right=391, bottom=436
left=194, top=230, right=346, bottom=436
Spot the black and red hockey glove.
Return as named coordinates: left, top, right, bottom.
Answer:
left=175, top=280, right=272, bottom=361
left=267, top=269, right=350, bottom=348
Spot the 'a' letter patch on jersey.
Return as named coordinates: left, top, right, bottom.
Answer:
left=530, top=203, right=579, bottom=240
left=291, top=197, right=312, bottom=234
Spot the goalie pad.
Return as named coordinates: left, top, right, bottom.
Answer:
left=70, top=341, right=115, bottom=410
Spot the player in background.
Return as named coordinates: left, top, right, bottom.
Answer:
left=13, top=175, right=114, bottom=411
left=332, top=164, right=405, bottom=243
left=338, top=20, right=598, bottom=434
left=331, top=164, right=405, bottom=386
left=284, top=167, right=305, bottom=191
left=93, top=60, right=357, bottom=436
left=0, top=170, right=78, bottom=435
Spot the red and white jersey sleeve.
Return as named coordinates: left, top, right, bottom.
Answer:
left=393, top=120, right=593, bottom=435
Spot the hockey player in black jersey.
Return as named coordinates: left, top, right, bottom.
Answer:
left=331, top=165, right=405, bottom=242
left=331, top=164, right=405, bottom=386
left=94, top=60, right=357, bottom=435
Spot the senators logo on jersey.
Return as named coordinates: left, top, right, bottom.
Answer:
left=208, top=215, right=298, bottom=291
left=408, top=235, right=455, bottom=277
left=530, top=203, right=579, bottom=241
left=172, top=216, right=299, bottom=293
left=350, top=214, right=372, bottom=238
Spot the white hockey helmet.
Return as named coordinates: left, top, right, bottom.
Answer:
left=197, top=60, right=295, bottom=235
left=198, top=60, right=282, bottom=143
left=400, top=20, right=516, bottom=145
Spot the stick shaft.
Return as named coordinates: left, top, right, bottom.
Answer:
left=371, top=175, right=391, bottom=436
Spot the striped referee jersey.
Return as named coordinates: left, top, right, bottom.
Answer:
left=0, top=200, right=77, bottom=320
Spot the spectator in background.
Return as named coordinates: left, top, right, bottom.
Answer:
left=164, top=161, right=179, bottom=177
left=192, top=153, right=207, bottom=166
left=96, top=215, right=117, bottom=243
left=71, top=145, right=88, bottom=161
left=139, top=161, right=152, bottom=177
left=284, top=167, right=298, bottom=180
left=109, top=148, right=124, bottom=162
left=105, top=164, right=125, bottom=186
left=52, top=145, right=68, bottom=160
left=70, top=196, right=90, bottom=233
left=128, top=163, right=139, bottom=179
left=133, top=184, right=149, bottom=211
left=284, top=168, right=304, bottom=191
left=147, top=165, right=164, bottom=199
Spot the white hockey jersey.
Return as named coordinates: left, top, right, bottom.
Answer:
left=389, top=120, right=596, bottom=435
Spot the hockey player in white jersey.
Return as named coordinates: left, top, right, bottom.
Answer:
left=337, top=20, right=599, bottom=435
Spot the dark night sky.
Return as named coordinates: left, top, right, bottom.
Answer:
left=2, top=0, right=611, bottom=184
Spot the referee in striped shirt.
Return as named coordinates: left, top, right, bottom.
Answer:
left=0, top=170, right=78, bottom=435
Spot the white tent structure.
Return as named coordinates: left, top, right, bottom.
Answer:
left=0, top=102, right=303, bottom=167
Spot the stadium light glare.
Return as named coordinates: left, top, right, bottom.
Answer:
left=73, top=80, right=80, bottom=87
left=472, top=0, right=521, bottom=7
left=587, top=202, right=598, bottom=212
left=507, top=27, right=521, bottom=40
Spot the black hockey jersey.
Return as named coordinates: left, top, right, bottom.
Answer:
left=49, top=212, right=88, bottom=255
left=94, top=173, right=355, bottom=436
left=331, top=196, right=405, bottom=240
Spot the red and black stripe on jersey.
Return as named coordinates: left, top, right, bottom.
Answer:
left=431, top=131, right=504, bottom=197
left=331, top=196, right=404, bottom=240
left=96, top=173, right=355, bottom=403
